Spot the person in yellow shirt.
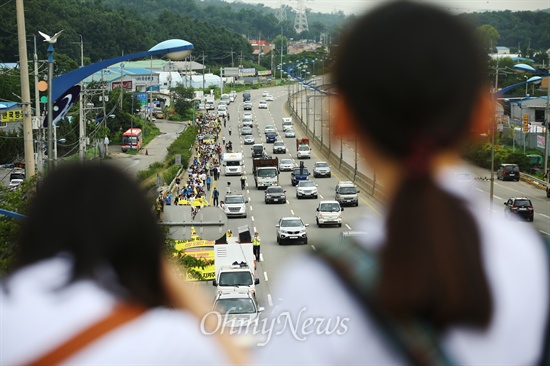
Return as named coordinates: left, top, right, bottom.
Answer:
left=252, top=232, right=261, bottom=262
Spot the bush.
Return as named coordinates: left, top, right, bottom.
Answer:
left=137, top=161, right=164, bottom=181
left=163, top=165, right=181, bottom=185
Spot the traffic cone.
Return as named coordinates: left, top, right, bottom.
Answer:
left=145, top=149, right=148, bottom=155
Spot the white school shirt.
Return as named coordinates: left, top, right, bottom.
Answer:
left=1, top=257, right=228, bottom=366
left=254, top=166, right=549, bottom=365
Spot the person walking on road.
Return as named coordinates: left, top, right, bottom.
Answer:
left=228, top=127, right=232, bottom=136
left=240, top=175, right=246, bottom=190
left=206, top=176, right=211, bottom=191
left=212, top=187, right=219, bottom=206
left=226, top=182, right=231, bottom=195
left=252, top=232, right=261, bottom=262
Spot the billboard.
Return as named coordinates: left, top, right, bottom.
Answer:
left=241, top=68, right=256, bottom=77
left=112, top=80, right=133, bottom=90
left=0, top=109, right=22, bottom=122
left=223, top=67, right=240, bottom=77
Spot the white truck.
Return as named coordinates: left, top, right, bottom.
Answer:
left=253, top=157, right=279, bottom=189
left=212, top=227, right=259, bottom=296
left=223, top=152, right=243, bottom=176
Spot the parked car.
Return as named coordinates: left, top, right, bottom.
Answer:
left=265, top=186, right=286, bottom=204
left=296, top=180, right=318, bottom=199
left=284, top=129, right=296, bottom=138
left=313, top=161, right=331, bottom=177
left=497, top=163, right=520, bottom=181
left=276, top=216, right=308, bottom=245
left=504, top=197, right=534, bottom=221
left=273, top=141, right=286, bottom=154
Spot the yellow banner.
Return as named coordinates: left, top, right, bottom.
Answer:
left=1, top=110, right=23, bottom=122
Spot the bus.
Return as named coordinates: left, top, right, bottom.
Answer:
left=121, top=128, right=143, bottom=152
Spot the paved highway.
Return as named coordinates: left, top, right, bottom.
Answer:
left=199, top=85, right=550, bottom=317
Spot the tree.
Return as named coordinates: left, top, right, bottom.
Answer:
left=475, top=24, right=500, bottom=52
left=171, top=86, right=194, bottom=118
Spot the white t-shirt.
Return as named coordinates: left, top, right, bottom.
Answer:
left=254, top=166, right=549, bottom=365
left=1, top=257, right=228, bottom=365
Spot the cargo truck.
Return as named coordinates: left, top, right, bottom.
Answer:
left=253, top=156, right=279, bottom=189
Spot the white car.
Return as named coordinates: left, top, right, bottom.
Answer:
left=284, top=129, right=296, bottom=138
left=258, top=100, right=268, bottom=109
left=223, top=194, right=248, bottom=218
left=297, top=144, right=311, bottom=159
left=316, top=201, right=343, bottom=227
left=279, top=158, right=296, bottom=171
left=265, top=94, right=274, bottom=101
left=313, top=161, right=331, bottom=178
left=264, top=125, right=276, bottom=135
left=272, top=141, right=286, bottom=154
left=296, top=180, right=318, bottom=199
left=243, top=135, right=255, bottom=145
left=8, top=178, right=24, bottom=191
left=243, top=102, right=253, bottom=110
left=242, top=115, right=254, bottom=127
left=262, top=91, right=269, bottom=97
left=213, top=289, right=264, bottom=330
left=276, top=216, right=308, bottom=245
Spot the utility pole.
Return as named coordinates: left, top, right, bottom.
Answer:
left=202, top=51, right=205, bottom=89
left=33, top=35, right=43, bottom=175
left=16, top=0, right=35, bottom=177
left=78, top=35, right=85, bottom=162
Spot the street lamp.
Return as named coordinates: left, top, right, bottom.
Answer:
left=513, top=63, right=550, bottom=175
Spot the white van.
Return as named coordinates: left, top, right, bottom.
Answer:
left=316, top=200, right=343, bottom=227
left=282, top=117, right=293, bottom=131
left=223, top=152, right=243, bottom=175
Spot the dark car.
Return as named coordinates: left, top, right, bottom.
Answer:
left=497, top=163, right=520, bottom=181
left=265, top=186, right=286, bottom=204
left=504, top=197, right=534, bottom=221
left=266, top=132, right=277, bottom=143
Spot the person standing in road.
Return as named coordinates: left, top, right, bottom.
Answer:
left=228, top=127, right=232, bottom=136
left=240, top=175, right=246, bottom=190
left=255, top=2, right=550, bottom=365
left=206, top=175, right=211, bottom=191
left=212, top=187, right=219, bottom=207
left=226, top=182, right=231, bottom=195
left=252, top=232, right=261, bottom=262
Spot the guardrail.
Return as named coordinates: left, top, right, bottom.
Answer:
left=522, top=172, right=548, bottom=189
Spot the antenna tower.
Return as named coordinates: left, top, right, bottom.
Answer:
left=293, top=0, right=309, bottom=34
left=276, top=0, right=286, bottom=23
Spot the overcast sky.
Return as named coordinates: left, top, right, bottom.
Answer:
left=225, top=0, right=550, bottom=15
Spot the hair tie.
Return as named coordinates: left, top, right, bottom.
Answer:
left=404, top=139, right=434, bottom=179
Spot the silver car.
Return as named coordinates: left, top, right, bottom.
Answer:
left=276, top=216, right=308, bottom=245
left=273, top=141, right=286, bottom=154
left=278, top=158, right=295, bottom=171
left=223, top=194, right=248, bottom=218
left=243, top=135, right=255, bottom=145
left=284, top=129, right=296, bottom=138
left=241, top=126, right=253, bottom=135
left=313, top=161, right=331, bottom=178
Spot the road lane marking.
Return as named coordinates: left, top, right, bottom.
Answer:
left=263, top=272, right=269, bottom=282
left=540, top=214, right=550, bottom=219
left=319, top=194, right=324, bottom=199
left=250, top=206, right=253, bottom=211
left=290, top=209, right=295, bottom=215
left=251, top=216, right=255, bottom=221
left=310, top=244, right=317, bottom=251
left=267, top=293, right=273, bottom=307
left=259, top=253, right=264, bottom=262
left=345, top=224, right=352, bottom=230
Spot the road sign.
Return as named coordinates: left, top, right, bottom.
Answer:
left=523, top=114, right=529, bottom=133
left=160, top=206, right=227, bottom=241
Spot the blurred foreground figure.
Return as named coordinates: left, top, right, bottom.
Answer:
left=1, top=163, right=244, bottom=365
left=255, top=1, right=549, bottom=365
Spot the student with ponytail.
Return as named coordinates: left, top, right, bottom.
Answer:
left=256, top=2, right=549, bottom=364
